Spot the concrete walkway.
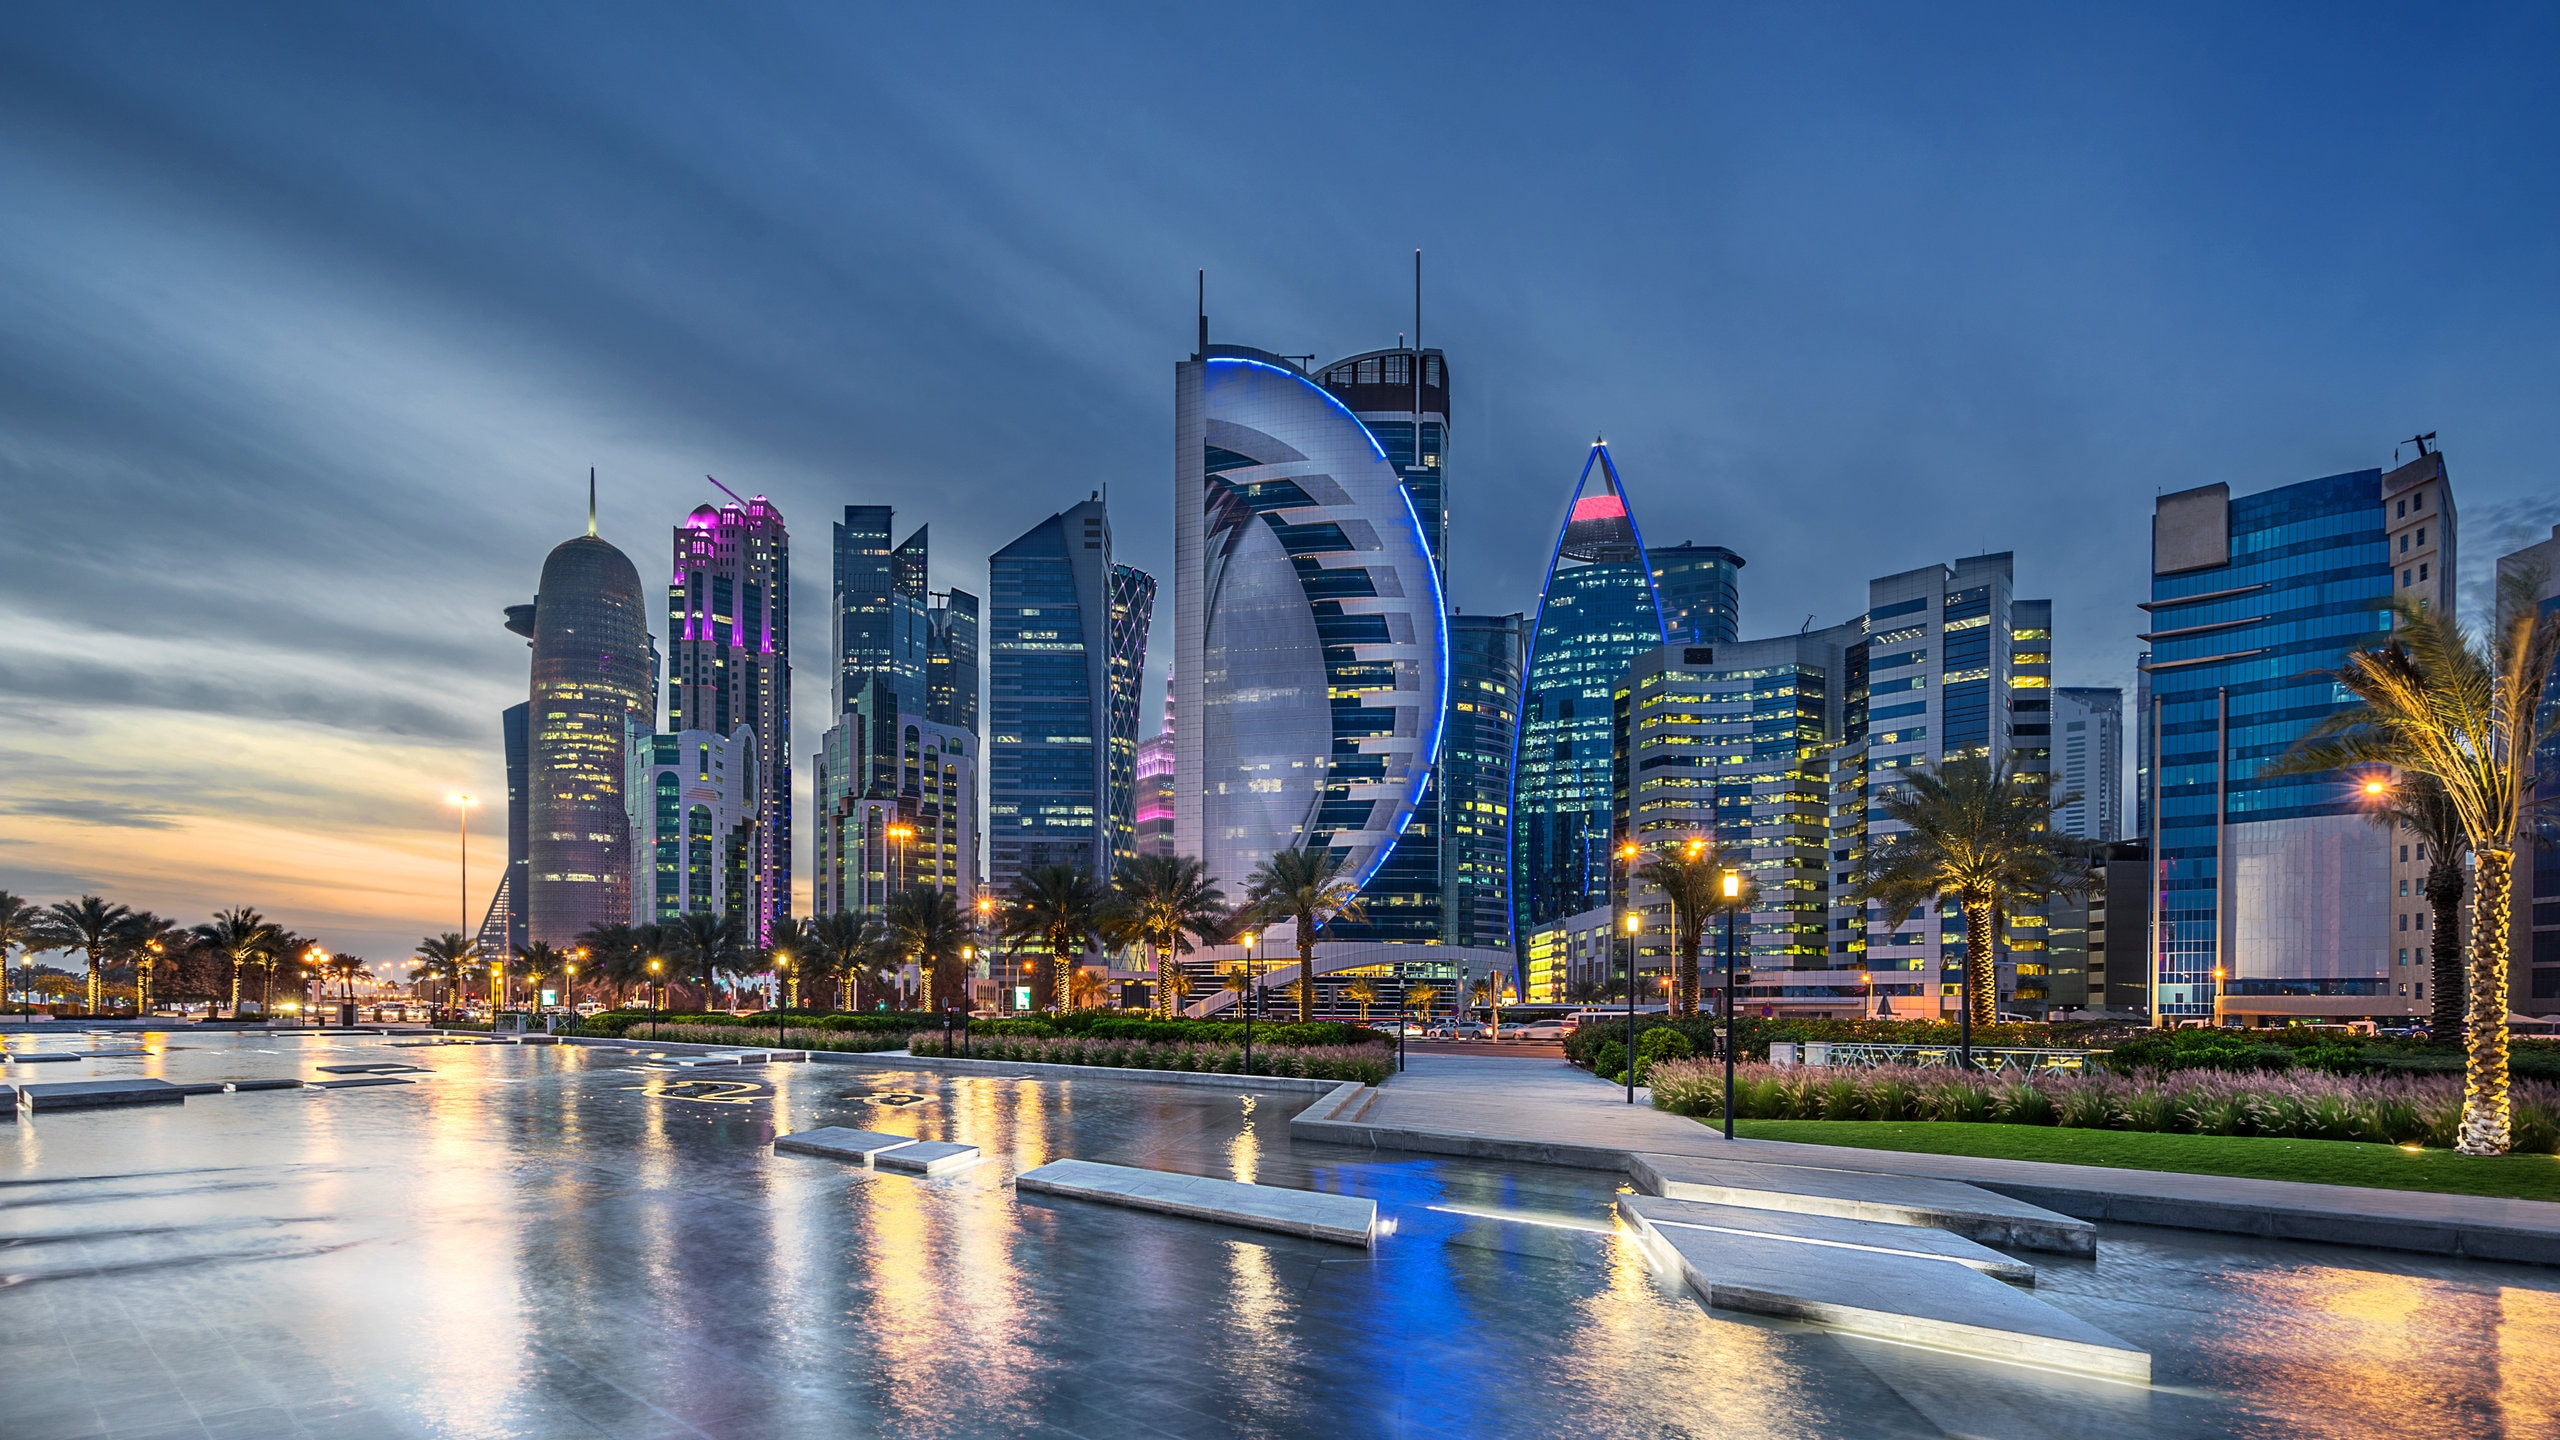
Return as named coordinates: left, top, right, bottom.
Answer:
left=1291, top=1053, right=2560, bottom=1267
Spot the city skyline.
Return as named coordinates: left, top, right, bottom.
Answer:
left=7, top=6, right=2560, bottom=964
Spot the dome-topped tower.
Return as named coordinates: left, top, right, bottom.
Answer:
left=525, top=512, right=657, bottom=948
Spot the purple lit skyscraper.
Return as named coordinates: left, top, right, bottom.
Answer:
left=668, top=488, right=791, bottom=942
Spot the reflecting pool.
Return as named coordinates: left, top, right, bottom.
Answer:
left=1, top=1033, right=2555, bottom=1438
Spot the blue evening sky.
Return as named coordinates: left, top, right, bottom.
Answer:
left=3, top=3, right=2555, bottom=958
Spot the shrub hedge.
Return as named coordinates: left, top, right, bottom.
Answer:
left=1645, top=1059, right=2560, bottom=1153
left=907, top=1032, right=1390, bottom=1084
left=576, top=1010, right=938, bottom=1039
left=632, top=1022, right=910, bottom=1054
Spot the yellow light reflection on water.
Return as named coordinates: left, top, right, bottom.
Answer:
left=1227, top=1095, right=1260, bottom=1185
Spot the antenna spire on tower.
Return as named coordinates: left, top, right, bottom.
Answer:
left=587, top=468, right=597, bottom=537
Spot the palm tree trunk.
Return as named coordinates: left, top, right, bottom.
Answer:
left=2425, top=859, right=2466, bottom=1039
left=138, top=956, right=152, bottom=1017
left=1677, top=931, right=1699, bottom=1020
left=1962, top=897, right=1996, bottom=1029
left=1297, top=938, right=1314, bottom=1024
left=86, top=946, right=102, bottom=1016
left=1154, top=938, right=1173, bottom=1018
left=229, top=965, right=241, bottom=1019
left=1055, top=949, right=1074, bottom=1014
left=2459, top=845, right=2515, bottom=1155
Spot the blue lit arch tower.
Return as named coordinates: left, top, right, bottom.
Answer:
left=1509, top=442, right=1668, bottom=941
left=1174, top=345, right=1448, bottom=906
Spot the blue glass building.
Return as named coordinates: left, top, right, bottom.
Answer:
left=1510, top=443, right=1667, bottom=939
left=1648, top=543, right=1746, bottom=645
left=2143, top=455, right=2453, bottom=1023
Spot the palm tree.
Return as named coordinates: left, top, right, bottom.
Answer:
left=411, top=931, right=477, bottom=1009
left=37, top=896, right=138, bottom=1016
left=1636, top=840, right=1723, bottom=1018
left=887, top=887, right=969, bottom=1011
left=259, top=931, right=314, bottom=1017
left=1343, top=978, right=1378, bottom=1022
left=1405, top=983, right=1439, bottom=1030
left=1240, top=848, right=1363, bottom=1023
left=2276, top=588, right=2560, bottom=1155
left=666, top=912, right=745, bottom=1010
left=1848, top=754, right=2087, bottom=1030
left=762, top=915, right=811, bottom=1010
left=1104, top=855, right=1229, bottom=1018
left=806, top=910, right=888, bottom=1011
left=1004, top=864, right=1103, bottom=1012
left=513, top=941, right=568, bottom=1012
left=1067, top=967, right=1106, bottom=1011
left=324, top=955, right=371, bottom=1011
left=123, top=913, right=185, bottom=1017
left=0, top=892, right=40, bottom=1016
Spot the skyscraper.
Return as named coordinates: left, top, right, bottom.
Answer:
left=1648, top=543, right=1747, bottom=645
left=1135, top=678, right=1176, bottom=858
left=814, top=511, right=974, bottom=917
left=1442, top=611, right=1523, bottom=951
left=1174, top=344, right=1447, bottom=906
left=2052, top=687, right=2124, bottom=842
left=832, top=506, right=927, bottom=716
left=1510, top=442, right=1665, bottom=940
left=667, top=491, right=789, bottom=941
left=635, top=726, right=760, bottom=923
left=521, top=503, right=657, bottom=949
left=476, top=699, right=531, bottom=961
left=988, top=496, right=1152, bottom=892
left=2500, top=523, right=2560, bottom=1015
left=926, top=588, right=980, bottom=735
left=2142, top=453, right=2453, bottom=1024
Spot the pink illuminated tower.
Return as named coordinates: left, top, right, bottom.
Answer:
left=668, top=482, right=791, bottom=942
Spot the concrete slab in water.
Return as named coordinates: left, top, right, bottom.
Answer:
left=1618, top=1197, right=2146, bottom=1381
left=773, top=1126, right=926, bottom=1163
left=317, top=1063, right=426, bottom=1074
left=1621, top=1193, right=2035, bottom=1284
left=0, top=1084, right=15, bottom=1117
left=310, top=1076, right=413, bottom=1089
left=17, top=1078, right=187, bottom=1111
left=874, top=1140, right=982, bottom=1175
left=1016, top=1158, right=1377, bottom=1248
left=228, top=1078, right=307, bottom=1093
left=1630, top=1152, right=2095, bottom=1256
left=3, top=1053, right=82, bottom=1064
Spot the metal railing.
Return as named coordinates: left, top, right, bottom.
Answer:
left=1770, top=1040, right=2091, bottom=1075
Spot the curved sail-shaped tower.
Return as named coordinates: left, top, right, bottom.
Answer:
left=1509, top=442, right=1667, bottom=938
left=526, top=530, right=656, bottom=947
left=1174, top=347, right=1448, bottom=899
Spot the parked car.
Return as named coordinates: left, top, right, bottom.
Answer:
left=1510, top=1019, right=1571, bottom=1040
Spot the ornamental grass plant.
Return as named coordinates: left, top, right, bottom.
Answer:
left=906, top=1031, right=1391, bottom=1084
left=1645, top=1060, right=2560, bottom=1154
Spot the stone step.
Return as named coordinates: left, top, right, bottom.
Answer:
left=874, top=1140, right=982, bottom=1175
left=310, top=1076, right=412, bottom=1090
left=774, top=1126, right=933, bottom=1164
left=1618, top=1197, right=2147, bottom=1381
left=1016, top=1159, right=1378, bottom=1248
left=2, top=1053, right=83, bottom=1065
left=1621, top=1193, right=2035, bottom=1284
left=16, top=1079, right=187, bottom=1111
left=1629, top=1152, right=2094, bottom=1256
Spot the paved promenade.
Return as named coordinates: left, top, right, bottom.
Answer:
left=1293, top=1052, right=2560, bottom=1267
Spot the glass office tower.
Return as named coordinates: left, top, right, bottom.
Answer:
left=989, top=497, right=1151, bottom=892
left=1443, top=611, right=1523, bottom=951
left=2143, top=454, right=2452, bottom=1024
left=1174, top=346, right=1447, bottom=904
left=1510, top=442, right=1667, bottom=938
left=667, top=494, right=790, bottom=942
left=524, top=528, right=657, bottom=948
left=1648, top=543, right=1746, bottom=644
left=832, top=506, right=928, bottom=716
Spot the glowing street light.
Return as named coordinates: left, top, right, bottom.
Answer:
left=1720, top=868, right=1743, bottom=1138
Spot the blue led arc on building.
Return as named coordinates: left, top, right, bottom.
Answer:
left=1175, top=349, right=1448, bottom=901
left=1508, top=442, right=1669, bottom=941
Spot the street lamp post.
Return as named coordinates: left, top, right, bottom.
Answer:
left=773, top=951, right=790, bottom=1049
left=648, top=957, right=663, bottom=1040
left=447, top=792, right=474, bottom=960
left=1239, top=931, right=1258, bottom=1078
left=1721, top=869, right=1741, bottom=1140
left=1623, top=909, right=1641, bottom=1105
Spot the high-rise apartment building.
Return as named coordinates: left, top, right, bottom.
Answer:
left=520, top=514, right=657, bottom=949
left=634, top=727, right=760, bottom=923
left=1443, top=612, right=1523, bottom=952
left=475, top=699, right=532, bottom=961
left=1648, top=543, right=1746, bottom=645
left=1618, top=627, right=1861, bottom=1005
left=2052, top=687, right=2124, bottom=842
left=1136, top=677, right=1176, bottom=859
left=1173, top=345, right=1446, bottom=911
left=667, top=493, right=789, bottom=941
left=988, top=496, right=1152, bottom=892
left=1512, top=442, right=1667, bottom=940
left=2141, top=453, right=2453, bottom=1024
left=2499, top=523, right=2560, bottom=1015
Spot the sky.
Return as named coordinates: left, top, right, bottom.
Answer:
left=4, top=3, right=2557, bottom=970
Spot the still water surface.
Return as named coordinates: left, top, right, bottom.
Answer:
left=1, top=1032, right=2555, bottom=1438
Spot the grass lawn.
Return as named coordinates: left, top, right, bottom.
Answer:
left=1731, top=1119, right=2560, bottom=1203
